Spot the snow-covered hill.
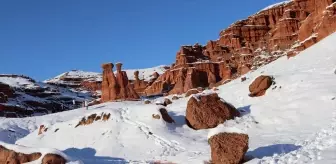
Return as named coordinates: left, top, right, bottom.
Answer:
left=0, top=33, right=335, bottom=163
left=0, top=74, right=94, bottom=117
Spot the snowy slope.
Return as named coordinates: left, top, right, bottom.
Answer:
left=45, top=70, right=102, bottom=84
left=258, top=1, right=291, bottom=13
left=1, top=33, right=336, bottom=163
left=0, top=75, right=39, bottom=89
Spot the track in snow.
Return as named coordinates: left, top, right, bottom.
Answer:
left=119, top=107, right=186, bottom=157
left=258, top=105, right=336, bottom=164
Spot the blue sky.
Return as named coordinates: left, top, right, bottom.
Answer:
left=0, top=0, right=284, bottom=80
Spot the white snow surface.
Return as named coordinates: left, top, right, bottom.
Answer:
left=0, top=76, right=39, bottom=89
left=258, top=1, right=292, bottom=13
left=0, top=33, right=336, bottom=163
left=207, top=124, right=246, bottom=140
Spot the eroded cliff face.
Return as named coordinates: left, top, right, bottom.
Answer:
left=99, top=0, right=335, bottom=98
left=141, top=0, right=335, bottom=96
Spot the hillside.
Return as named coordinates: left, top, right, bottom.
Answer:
left=0, top=32, right=335, bottom=163
left=0, top=74, right=94, bottom=117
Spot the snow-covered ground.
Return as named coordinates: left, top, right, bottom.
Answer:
left=0, top=75, right=39, bottom=89
left=1, top=33, right=336, bottom=163
left=258, top=1, right=292, bottom=13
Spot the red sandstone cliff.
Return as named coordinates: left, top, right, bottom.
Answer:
left=142, top=0, right=335, bottom=96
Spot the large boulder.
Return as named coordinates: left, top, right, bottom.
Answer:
left=158, top=108, right=175, bottom=123
left=42, top=154, right=66, bottom=164
left=249, top=75, right=273, bottom=97
left=185, top=93, right=239, bottom=130
left=0, top=145, right=41, bottom=163
left=209, top=132, right=249, bottom=164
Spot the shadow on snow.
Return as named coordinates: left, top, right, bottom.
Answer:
left=63, top=147, right=127, bottom=164
left=246, top=144, right=302, bottom=159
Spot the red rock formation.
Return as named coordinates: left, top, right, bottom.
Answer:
left=110, top=0, right=335, bottom=97
left=0, top=145, right=42, bottom=163
left=209, top=132, right=249, bottom=164
left=101, top=63, right=140, bottom=102
left=133, top=71, right=149, bottom=96
left=185, top=93, right=240, bottom=130
left=80, top=81, right=101, bottom=92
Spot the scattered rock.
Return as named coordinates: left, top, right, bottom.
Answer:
left=209, top=132, right=249, bottom=164
left=185, top=93, right=239, bottom=130
left=38, top=125, right=48, bottom=135
left=185, top=89, right=200, bottom=97
left=249, top=75, right=273, bottom=97
left=75, top=113, right=111, bottom=127
left=164, top=98, right=172, bottom=106
left=42, top=154, right=66, bottom=164
left=241, top=77, right=247, bottom=82
left=144, top=100, right=151, bottom=104
left=54, top=128, right=59, bottom=132
left=152, top=114, right=161, bottom=120
left=172, top=96, right=179, bottom=100
left=213, top=87, right=219, bottom=91
left=159, top=108, right=175, bottom=124
left=102, top=113, right=111, bottom=121
left=272, top=86, right=277, bottom=90
left=332, top=97, right=335, bottom=100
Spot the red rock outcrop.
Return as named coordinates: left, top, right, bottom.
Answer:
left=0, top=145, right=42, bottom=164
left=80, top=81, right=102, bottom=92
left=185, top=93, right=240, bottom=130
left=249, top=75, right=274, bottom=97
left=101, top=63, right=140, bottom=102
left=140, top=0, right=335, bottom=96
left=209, top=132, right=249, bottom=164
left=133, top=71, right=149, bottom=96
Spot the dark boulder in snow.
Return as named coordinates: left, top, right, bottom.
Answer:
left=172, top=96, right=179, bottom=100
left=209, top=132, right=249, bottom=164
left=42, top=154, right=66, bottom=164
left=185, top=93, right=239, bottom=130
left=163, top=98, right=172, bottom=106
left=249, top=75, right=274, bottom=97
left=159, top=108, right=175, bottom=124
